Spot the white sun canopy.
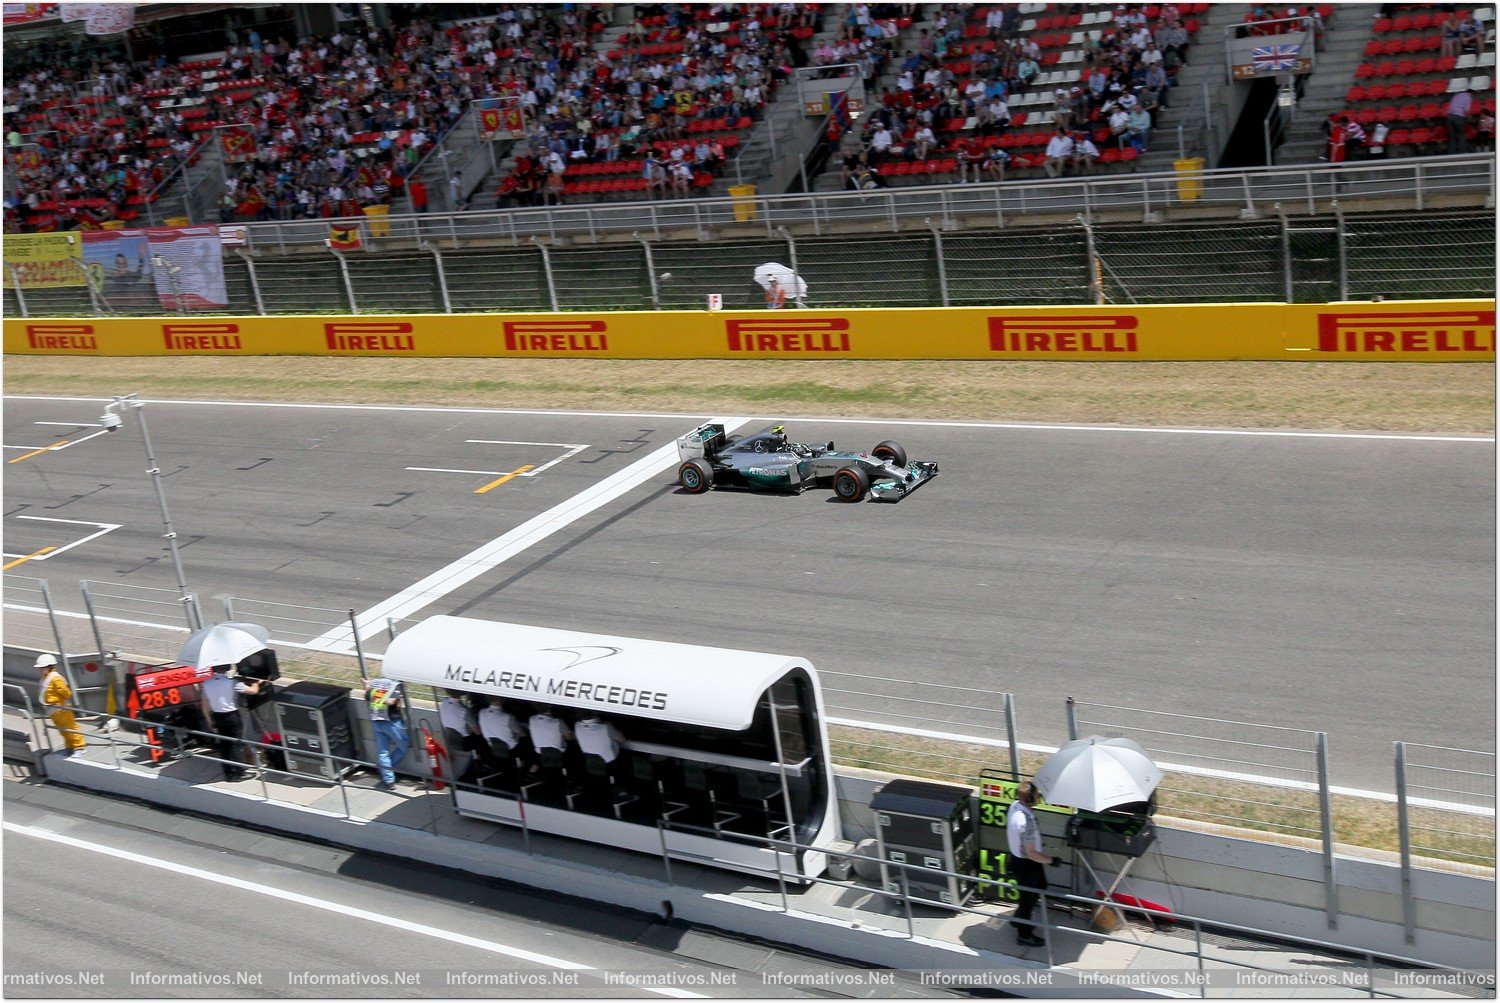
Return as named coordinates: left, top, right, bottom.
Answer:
left=382, top=615, right=813, bottom=732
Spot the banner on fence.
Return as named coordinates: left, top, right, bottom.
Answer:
left=81, top=229, right=156, bottom=309
left=476, top=97, right=525, bottom=139
left=4, top=232, right=84, bottom=288
left=3, top=2, right=58, bottom=24
left=145, top=225, right=228, bottom=310
left=4, top=301, right=1493, bottom=361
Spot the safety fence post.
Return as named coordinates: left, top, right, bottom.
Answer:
left=38, top=579, right=77, bottom=694
left=1004, top=692, right=1021, bottom=780
left=223, top=596, right=236, bottom=621
left=1394, top=742, right=1416, bottom=944
left=78, top=582, right=109, bottom=665
left=779, top=227, right=800, bottom=306
left=1335, top=207, right=1349, bottom=302
left=233, top=249, right=267, bottom=315
left=427, top=245, right=452, bottom=314
left=6, top=263, right=28, bottom=317
left=330, top=249, right=359, bottom=314
left=1065, top=695, right=1079, bottom=741
left=532, top=237, right=560, bottom=311
left=1316, top=731, right=1339, bottom=927
left=348, top=609, right=369, bottom=679
left=1279, top=211, right=1294, bottom=302
left=73, top=256, right=103, bottom=316
left=927, top=218, right=950, bottom=308
left=636, top=233, right=660, bottom=310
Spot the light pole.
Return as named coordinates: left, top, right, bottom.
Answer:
left=99, top=395, right=202, bottom=631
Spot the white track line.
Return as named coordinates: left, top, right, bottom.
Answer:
left=308, top=417, right=751, bottom=650
left=9, top=396, right=1490, bottom=442
left=2, top=822, right=705, bottom=999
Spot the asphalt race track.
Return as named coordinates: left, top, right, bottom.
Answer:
left=3, top=396, right=1493, bottom=793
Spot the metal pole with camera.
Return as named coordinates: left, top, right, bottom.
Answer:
left=99, top=395, right=202, bottom=630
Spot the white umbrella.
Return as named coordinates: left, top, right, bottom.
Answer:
left=177, top=622, right=271, bottom=669
left=753, top=261, right=809, bottom=301
left=1033, top=736, right=1162, bottom=812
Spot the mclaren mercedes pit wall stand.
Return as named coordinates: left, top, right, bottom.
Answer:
left=676, top=424, right=939, bottom=502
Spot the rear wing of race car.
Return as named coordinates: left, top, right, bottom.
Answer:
left=677, top=423, right=727, bottom=461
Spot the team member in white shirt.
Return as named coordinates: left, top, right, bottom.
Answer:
left=200, top=666, right=263, bottom=781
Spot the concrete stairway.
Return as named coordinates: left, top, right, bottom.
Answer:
left=705, top=3, right=852, bottom=197
left=1276, top=4, right=1383, bottom=164
left=1135, top=2, right=1252, bottom=173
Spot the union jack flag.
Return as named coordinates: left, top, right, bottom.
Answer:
left=1251, top=43, right=1302, bottom=71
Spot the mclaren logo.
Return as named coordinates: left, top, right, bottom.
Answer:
left=538, top=645, right=622, bottom=671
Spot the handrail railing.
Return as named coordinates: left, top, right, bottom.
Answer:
left=39, top=697, right=1484, bottom=993
left=144, top=135, right=212, bottom=225
left=215, top=154, right=1495, bottom=250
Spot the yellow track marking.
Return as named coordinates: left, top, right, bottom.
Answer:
left=474, top=465, right=534, bottom=494
left=3, top=546, right=55, bottom=570
left=8, top=439, right=69, bottom=464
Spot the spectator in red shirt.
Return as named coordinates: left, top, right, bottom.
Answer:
left=408, top=177, right=428, bottom=214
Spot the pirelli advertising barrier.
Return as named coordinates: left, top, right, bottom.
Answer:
left=5, top=301, right=1493, bottom=361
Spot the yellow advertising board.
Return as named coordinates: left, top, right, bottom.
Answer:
left=3, top=301, right=1493, bottom=361
left=4, top=232, right=85, bottom=288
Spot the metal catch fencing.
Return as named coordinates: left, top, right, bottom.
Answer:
left=5, top=207, right=1494, bottom=319
left=77, top=580, right=200, bottom=664
left=819, top=668, right=1023, bottom=787
left=1395, top=742, right=1496, bottom=874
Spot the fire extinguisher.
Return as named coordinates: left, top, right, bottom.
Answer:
left=420, top=723, right=448, bottom=791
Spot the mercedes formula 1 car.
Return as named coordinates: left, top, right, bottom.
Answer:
left=675, top=423, right=938, bottom=502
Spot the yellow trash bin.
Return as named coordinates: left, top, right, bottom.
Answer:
left=363, top=202, right=391, bottom=237
left=164, top=216, right=191, bottom=227
left=1174, top=157, right=1205, bottom=203
left=728, top=183, right=758, bottom=222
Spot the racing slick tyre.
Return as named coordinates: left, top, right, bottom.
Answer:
left=678, top=458, right=713, bottom=494
left=871, top=440, right=908, bottom=467
left=833, top=465, right=870, bottom=502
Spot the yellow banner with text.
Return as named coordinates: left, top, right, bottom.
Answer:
left=5, top=302, right=1494, bottom=361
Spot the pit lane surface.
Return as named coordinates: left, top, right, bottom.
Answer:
left=3, top=396, right=1493, bottom=791
left=1, top=783, right=878, bottom=999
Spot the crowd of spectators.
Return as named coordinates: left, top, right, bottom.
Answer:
left=7, top=3, right=829, bottom=229
left=487, top=2, right=830, bottom=205
left=838, top=2, right=1196, bottom=188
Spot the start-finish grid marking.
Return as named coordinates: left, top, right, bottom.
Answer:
left=2, top=516, right=122, bottom=569
left=310, top=418, right=751, bottom=650
left=406, top=440, right=589, bottom=493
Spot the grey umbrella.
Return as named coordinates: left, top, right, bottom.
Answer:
left=1033, top=736, right=1163, bottom=812
left=176, top=622, right=271, bottom=670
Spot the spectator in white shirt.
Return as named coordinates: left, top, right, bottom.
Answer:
left=912, top=123, right=936, bottom=160
left=1044, top=129, right=1075, bottom=177
left=1072, top=132, right=1101, bottom=175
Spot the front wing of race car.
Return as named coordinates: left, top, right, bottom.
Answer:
left=867, top=459, right=940, bottom=502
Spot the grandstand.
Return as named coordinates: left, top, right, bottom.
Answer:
left=2, top=3, right=1495, bottom=234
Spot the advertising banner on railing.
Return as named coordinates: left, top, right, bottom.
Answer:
left=5, top=301, right=1492, bottom=361
left=81, top=229, right=156, bottom=310
left=4, top=232, right=84, bottom=288
left=2, top=2, right=58, bottom=24
left=475, top=97, right=525, bottom=140
left=144, top=225, right=228, bottom=310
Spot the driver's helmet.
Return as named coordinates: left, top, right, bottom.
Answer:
left=769, top=425, right=788, bottom=450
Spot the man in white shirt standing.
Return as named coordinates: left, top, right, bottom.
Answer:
left=1006, top=781, right=1059, bottom=948
left=200, top=666, right=263, bottom=781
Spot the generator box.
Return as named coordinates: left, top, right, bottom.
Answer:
left=274, top=681, right=355, bottom=780
left=871, top=778, right=977, bottom=908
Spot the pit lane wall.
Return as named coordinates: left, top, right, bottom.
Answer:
left=5, top=300, right=1495, bottom=361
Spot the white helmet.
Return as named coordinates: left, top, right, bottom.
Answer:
left=34, top=653, right=57, bottom=669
